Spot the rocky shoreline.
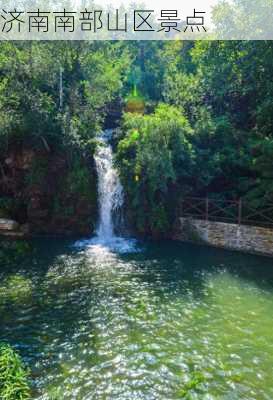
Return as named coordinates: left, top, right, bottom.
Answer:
left=0, top=219, right=28, bottom=238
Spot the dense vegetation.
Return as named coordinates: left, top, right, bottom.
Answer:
left=0, top=343, right=30, bottom=399
left=116, top=41, right=273, bottom=235
left=0, top=40, right=273, bottom=236
left=0, top=42, right=130, bottom=234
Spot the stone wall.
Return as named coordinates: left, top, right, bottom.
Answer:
left=174, top=217, right=273, bottom=257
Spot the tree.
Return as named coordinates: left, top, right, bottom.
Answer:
left=117, top=104, right=194, bottom=235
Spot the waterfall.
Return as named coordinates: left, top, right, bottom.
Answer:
left=95, top=130, right=124, bottom=240
left=75, top=130, right=138, bottom=253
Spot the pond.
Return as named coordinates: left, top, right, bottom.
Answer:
left=1, top=239, right=273, bottom=399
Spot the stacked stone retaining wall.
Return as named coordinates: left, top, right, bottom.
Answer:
left=175, top=217, right=273, bottom=257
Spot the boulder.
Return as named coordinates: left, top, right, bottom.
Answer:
left=0, top=218, right=19, bottom=231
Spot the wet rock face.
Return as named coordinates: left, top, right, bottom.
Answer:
left=0, top=219, right=19, bottom=231
left=0, top=218, right=27, bottom=238
left=0, top=144, right=97, bottom=237
left=5, top=149, right=35, bottom=170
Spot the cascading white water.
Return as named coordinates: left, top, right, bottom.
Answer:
left=74, top=130, right=138, bottom=253
left=95, top=131, right=124, bottom=240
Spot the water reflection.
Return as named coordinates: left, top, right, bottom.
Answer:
left=0, top=239, right=273, bottom=399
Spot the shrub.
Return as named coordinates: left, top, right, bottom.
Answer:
left=65, top=158, right=92, bottom=198
left=116, top=104, right=194, bottom=236
left=24, top=157, right=49, bottom=187
left=0, top=241, right=32, bottom=267
left=0, top=198, right=16, bottom=219
left=0, top=343, right=31, bottom=400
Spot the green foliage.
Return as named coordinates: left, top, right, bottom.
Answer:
left=1, top=40, right=273, bottom=235
left=24, top=157, right=49, bottom=187
left=49, top=154, right=97, bottom=227
left=65, top=158, right=92, bottom=198
left=0, top=198, right=15, bottom=218
left=46, top=387, right=62, bottom=400
left=0, top=41, right=131, bottom=150
left=246, top=137, right=273, bottom=206
left=117, top=104, right=194, bottom=235
left=0, top=241, right=32, bottom=266
left=115, top=40, right=273, bottom=235
left=212, top=0, right=273, bottom=39
left=175, top=371, right=205, bottom=398
left=159, top=40, right=273, bottom=206
left=0, top=343, right=31, bottom=400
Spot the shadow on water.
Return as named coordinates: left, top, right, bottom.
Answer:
left=121, top=239, right=273, bottom=294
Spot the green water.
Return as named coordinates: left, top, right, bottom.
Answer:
left=1, top=239, right=273, bottom=399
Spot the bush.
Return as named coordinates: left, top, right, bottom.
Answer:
left=0, top=343, right=31, bottom=400
left=116, top=104, right=195, bottom=236
left=65, top=158, right=93, bottom=198
left=0, top=198, right=16, bottom=219
left=0, top=241, right=32, bottom=267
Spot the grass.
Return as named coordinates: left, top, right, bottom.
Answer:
left=0, top=343, right=31, bottom=400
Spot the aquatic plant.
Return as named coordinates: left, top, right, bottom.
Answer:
left=0, top=343, right=31, bottom=400
left=46, top=387, right=62, bottom=400
left=0, top=274, right=32, bottom=305
left=176, top=371, right=205, bottom=398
